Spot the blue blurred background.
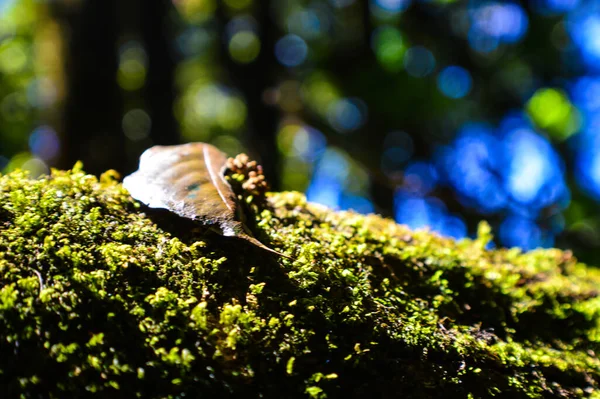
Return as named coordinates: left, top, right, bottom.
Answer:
left=2, top=0, right=600, bottom=261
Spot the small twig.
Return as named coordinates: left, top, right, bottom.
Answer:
left=31, top=268, right=45, bottom=295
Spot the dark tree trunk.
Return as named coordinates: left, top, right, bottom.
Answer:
left=140, top=0, right=179, bottom=147
left=60, top=0, right=125, bottom=175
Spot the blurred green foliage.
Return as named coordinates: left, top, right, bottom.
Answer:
left=4, top=0, right=600, bottom=262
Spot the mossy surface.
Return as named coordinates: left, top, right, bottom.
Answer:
left=1, top=165, right=600, bottom=398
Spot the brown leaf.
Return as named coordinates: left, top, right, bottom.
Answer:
left=123, top=143, right=289, bottom=258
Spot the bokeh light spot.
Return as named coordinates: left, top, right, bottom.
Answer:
left=572, top=76, right=600, bottom=111
left=403, top=161, right=438, bottom=195
left=117, top=42, right=147, bottom=91
left=275, top=34, right=308, bottom=67
left=439, top=215, right=467, bottom=239
left=470, top=3, right=528, bottom=43
left=327, top=98, right=367, bottom=132
left=306, top=147, right=373, bottom=213
left=228, top=31, right=261, bottom=64
left=27, top=78, right=57, bottom=109
left=499, top=215, right=548, bottom=250
left=503, top=128, right=562, bottom=204
left=468, top=32, right=499, bottom=54
left=181, top=84, right=247, bottom=141
left=277, top=124, right=326, bottom=162
left=371, top=26, right=406, bottom=72
left=4, top=152, right=48, bottom=177
left=0, top=38, right=28, bottom=74
left=437, top=65, right=472, bottom=99
left=438, top=125, right=507, bottom=213
left=122, top=109, right=152, bottom=142
left=302, top=72, right=341, bottom=115
left=294, top=127, right=326, bottom=161
left=575, top=16, right=600, bottom=59
left=306, top=177, right=342, bottom=210
left=29, top=125, right=60, bottom=161
left=276, top=80, right=303, bottom=113
left=176, top=27, right=212, bottom=57
left=394, top=192, right=465, bottom=238
left=173, top=0, right=216, bottom=23
left=317, top=148, right=349, bottom=181
left=287, top=9, right=324, bottom=40
left=22, top=158, right=48, bottom=177
left=526, top=88, right=577, bottom=140
left=395, top=196, right=431, bottom=229
left=404, top=46, right=435, bottom=78
left=307, top=151, right=346, bottom=209
left=219, top=97, right=247, bottom=130
left=373, top=0, right=411, bottom=13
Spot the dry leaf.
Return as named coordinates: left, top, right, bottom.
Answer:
left=123, top=143, right=288, bottom=258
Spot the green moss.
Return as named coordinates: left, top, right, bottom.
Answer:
left=1, top=166, right=600, bottom=398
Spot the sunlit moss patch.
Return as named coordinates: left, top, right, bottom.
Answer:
left=0, top=165, right=599, bottom=397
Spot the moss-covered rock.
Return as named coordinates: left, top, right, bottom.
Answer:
left=1, top=165, right=600, bottom=398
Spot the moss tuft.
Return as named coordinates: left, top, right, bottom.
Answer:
left=1, top=167, right=600, bottom=397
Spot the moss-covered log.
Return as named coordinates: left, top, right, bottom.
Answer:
left=1, top=165, right=600, bottom=398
